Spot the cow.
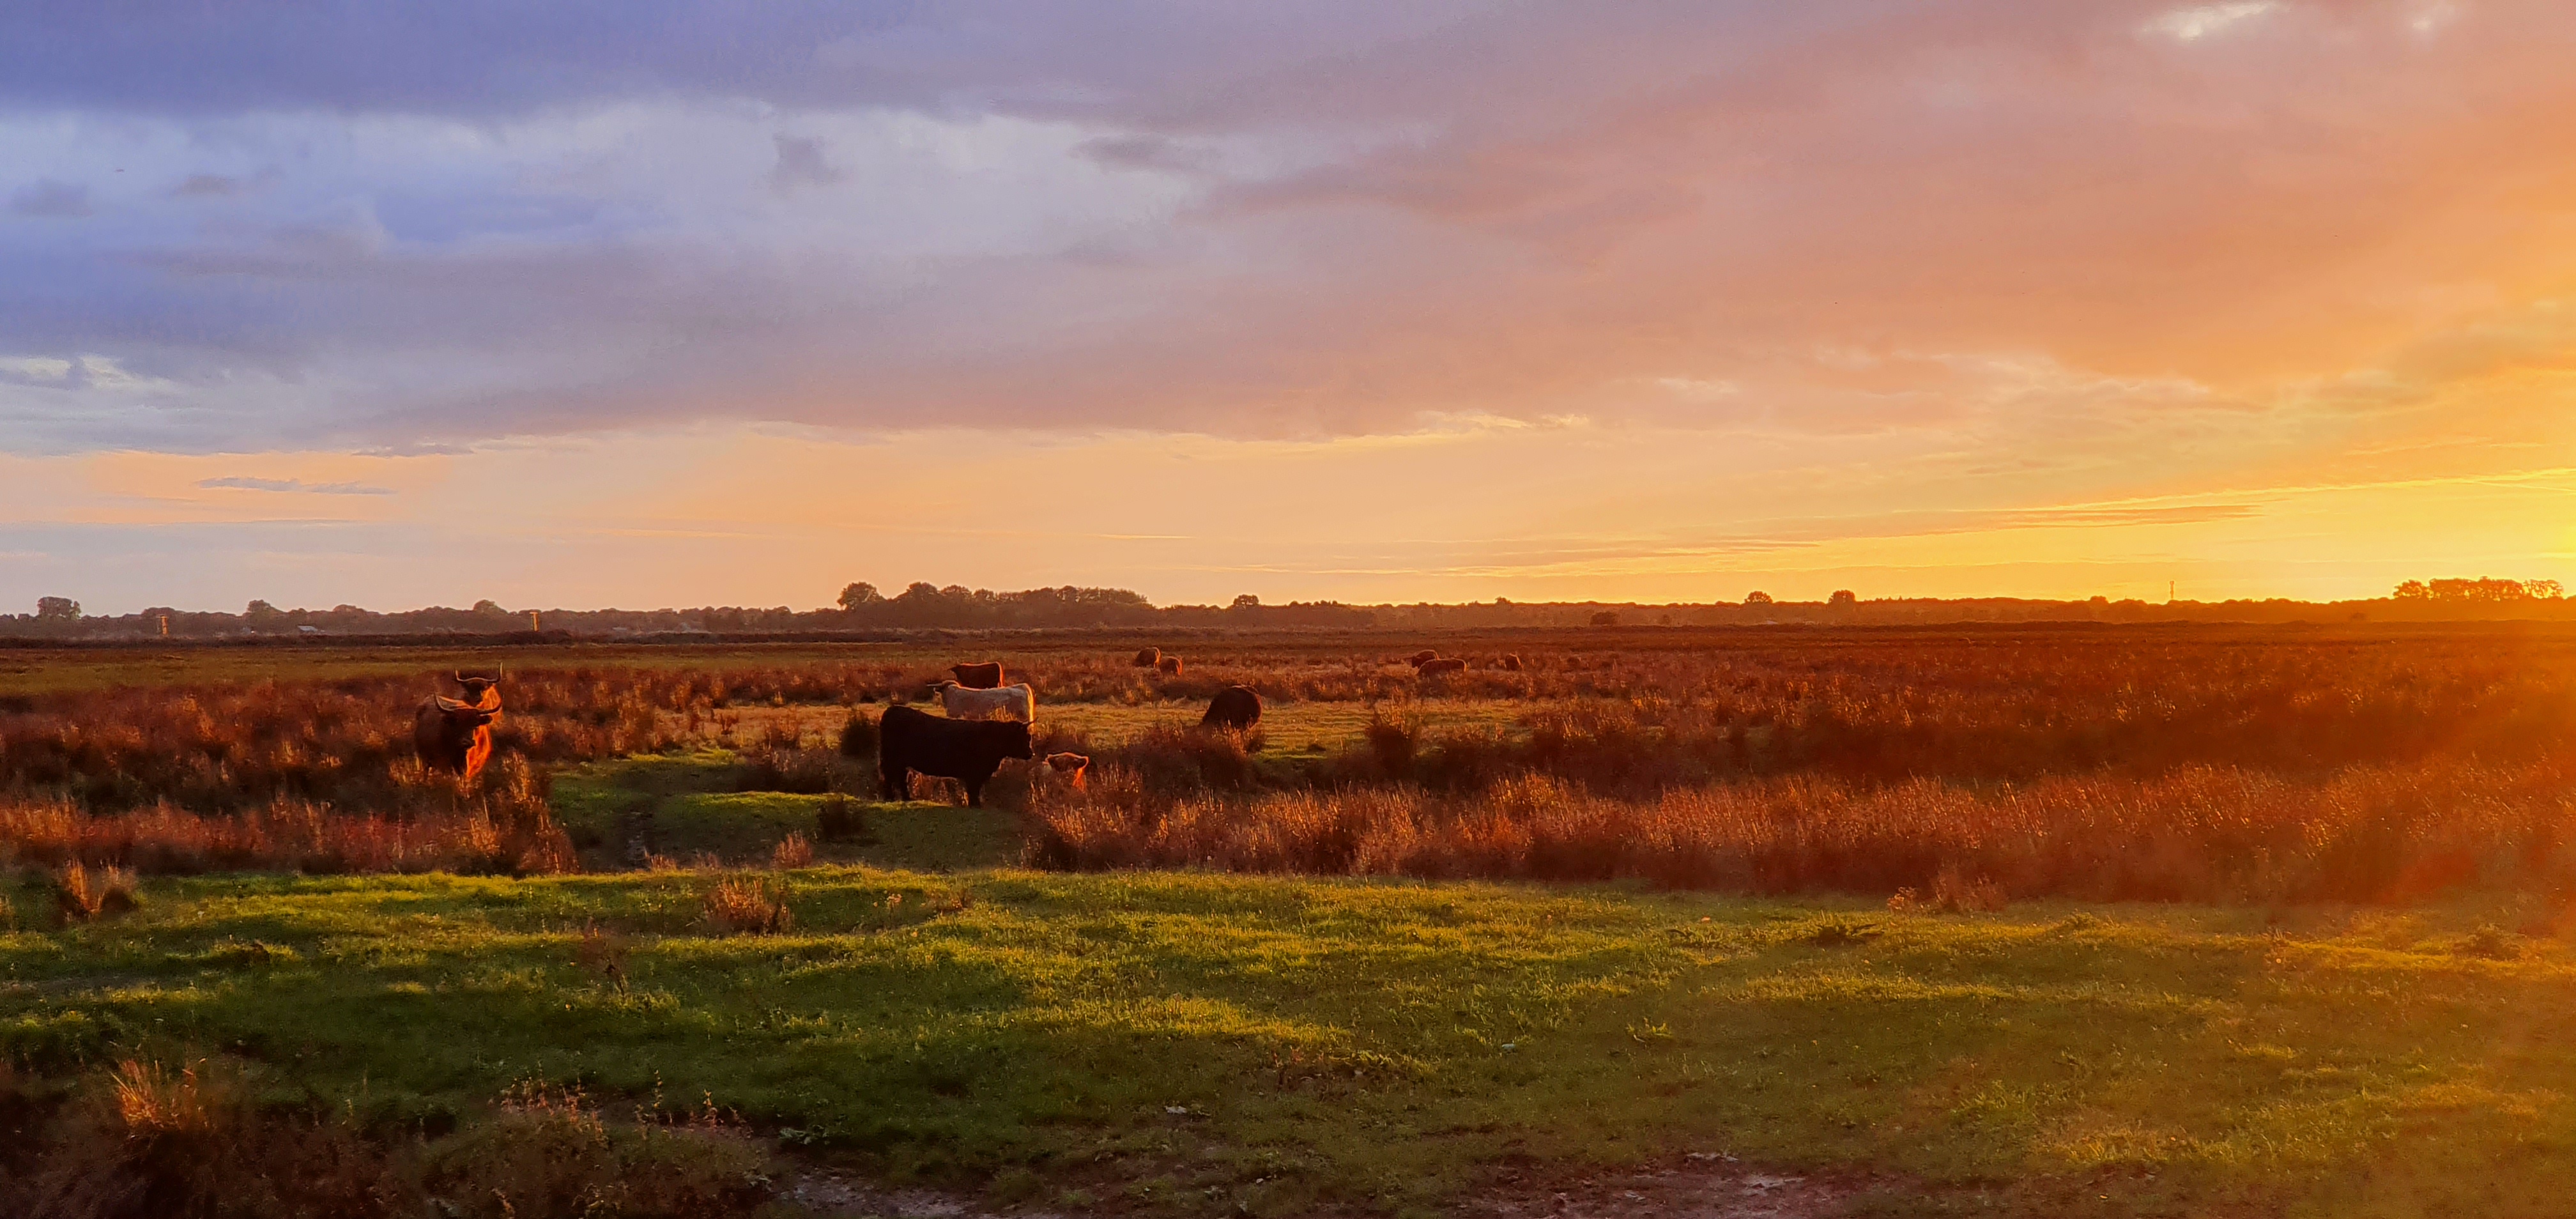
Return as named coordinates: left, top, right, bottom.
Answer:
left=949, top=661, right=1005, bottom=689
left=1157, top=655, right=1184, bottom=675
left=1200, top=685, right=1262, bottom=731
left=1405, top=649, right=1439, bottom=667
left=1417, top=657, right=1468, bottom=677
left=414, top=671, right=502, bottom=782
left=1044, top=751, right=1091, bottom=792
left=1500, top=653, right=1524, bottom=671
left=935, top=680, right=1036, bottom=722
left=1132, top=647, right=1162, bottom=667
left=878, top=705, right=1033, bottom=807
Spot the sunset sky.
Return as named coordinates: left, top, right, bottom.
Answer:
left=5, top=1, right=2575, bottom=613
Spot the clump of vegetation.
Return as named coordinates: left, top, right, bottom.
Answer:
left=2, top=1059, right=772, bottom=1219
left=700, top=875, right=793, bottom=934
left=48, top=862, right=139, bottom=924
left=769, top=831, right=815, bottom=870
left=813, top=793, right=867, bottom=843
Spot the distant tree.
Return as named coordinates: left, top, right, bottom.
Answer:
left=34, top=595, right=80, bottom=621
left=1828, top=590, right=1857, bottom=607
left=2393, top=580, right=2430, bottom=599
left=1590, top=610, right=1620, bottom=627
left=471, top=599, right=508, bottom=615
left=2529, top=579, right=2564, bottom=600
left=836, top=581, right=883, bottom=610
left=244, top=599, right=280, bottom=620
left=1230, top=594, right=1261, bottom=610
left=1744, top=591, right=1774, bottom=605
left=898, top=581, right=942, bottom=602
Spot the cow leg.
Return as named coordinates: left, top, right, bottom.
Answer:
left=881, top=760, right=908, bottom=801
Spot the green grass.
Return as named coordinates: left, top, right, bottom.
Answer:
left=550, top=751, right=1023, bottom=871
left=8, top=872, right=2575, bottom=1216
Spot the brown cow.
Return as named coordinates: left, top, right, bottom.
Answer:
left=1044, top=751, right=1091, bottom=792
left=1500, top=654, right=1524, bottom=671
left=1200, top=685, right=1262, bottom=731
left=1158, top=655, right=1184, bottom=675
left=1132, top=647, right=1162, bottom=667
left=1417, top=657, right=1468, bottom=677
left=950, top=661, right=1005, bottom=689
left=1405, top=649, right=1439, bottom=667
left=414, top=671, right=502, bottom=783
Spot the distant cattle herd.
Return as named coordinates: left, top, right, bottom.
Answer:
left=413, top=646, right=1526, bottom=795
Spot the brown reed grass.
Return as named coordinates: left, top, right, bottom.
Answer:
left=0, top=797, right=578, bottom=877
left=1030, top=759, right=2576, bottom=903
left=700, top=875, right=793, bottom=934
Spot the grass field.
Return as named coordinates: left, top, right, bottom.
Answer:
left=11, top=627, right=2576, bottom=1216
left=7, top=869, right=2574, bottom=1217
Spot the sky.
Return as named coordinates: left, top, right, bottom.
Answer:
left=4, top=0, right=2575, bottom=613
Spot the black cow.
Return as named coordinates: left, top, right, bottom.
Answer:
left=878, top=704, right=1034, bottom=807
left=1200, top=685, right=1262, bottom=731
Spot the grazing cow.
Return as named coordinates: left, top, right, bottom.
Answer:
left=1417, top=657, right=1468, bottom=677
left=1200, top=685, right=1262, bottom=731
left=949, top=661, right=1005, bottom=689
left=878, top=705, right=1033, bottom=806
left=1044, top=751, right=1091, bottom=791
left=1501, top=653, right=1524, bottom=671
left=935, top=680, right=1036, bottom=722
left=1158, top=655, right=1184, bottom=675
left=1405, top=649, right=1439, bottom=667
left=1132, top=647, right=1162, bottom=667
left=414, top=671, right=503, bottom=782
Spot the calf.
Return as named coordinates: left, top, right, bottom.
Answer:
left=935, top=680, right=1036, bottom=722
left=1200, top=685, right=1262, bottom=731
left=413, top=671, right=503, bottom=783
left=1417, top=657, right=1468, bottom=677
left=878, top=705, right=1034, bottom=806
left=1157, top=655, right=1184, bottom=675
left=949, top=661, right=1006, bottom=689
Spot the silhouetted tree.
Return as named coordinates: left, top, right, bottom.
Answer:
left=1828, top=590, right=1857, bottom=606
left=1745, top=591, right=1774, bottom=605
left=34, top=595, right=80, bottom=621
left=837, top=581, right=883, bottom=610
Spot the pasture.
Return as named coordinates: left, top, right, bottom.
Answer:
left=7, top=625, right=2576, bottom=1216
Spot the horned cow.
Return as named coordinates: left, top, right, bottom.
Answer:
left=935, top=680, right=1036, bottom=722
left=878, top=705, right=1034, bottom=807
left=414, top=671, right=503, bottom=783
left=1044, top=751, right=1092, bottom=792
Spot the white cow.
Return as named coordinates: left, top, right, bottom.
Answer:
left=935, top=680, right=1035, bottom=722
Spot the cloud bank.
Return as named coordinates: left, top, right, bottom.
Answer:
left=0, top=0, right=2568, bottom=455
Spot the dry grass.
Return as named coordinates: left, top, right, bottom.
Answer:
left=769, top=830, right=815, bottom=869
left=1032, top=759, right=2576, bottom=902
left=0, top=795, right=578, bottom=878
left=2, top=1060, right=770, bottom=1219
left=700, top=874, right=793, bottom=934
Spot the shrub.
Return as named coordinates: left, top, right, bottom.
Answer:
left=49, top=864, right=135, bottom=924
